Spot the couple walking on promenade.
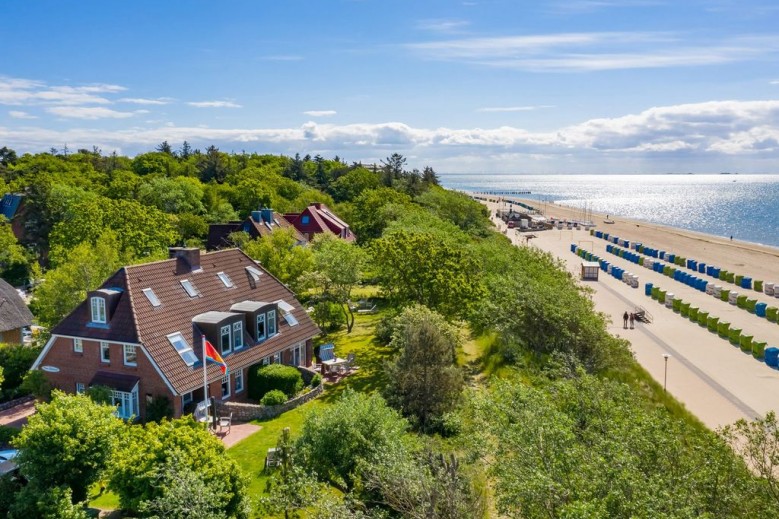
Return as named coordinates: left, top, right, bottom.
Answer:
left=623, top=311, right=635, bottom=329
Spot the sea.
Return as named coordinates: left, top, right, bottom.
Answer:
left=439, top=174, right=779, bottom=249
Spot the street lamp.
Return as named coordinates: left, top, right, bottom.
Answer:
left=662, top=353, right=671, bottom=392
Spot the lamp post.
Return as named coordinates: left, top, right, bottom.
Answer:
left=662, top=353, right=671, bottom=392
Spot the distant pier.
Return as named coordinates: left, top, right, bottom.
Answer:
left=475, top=189, right=531, bottom=195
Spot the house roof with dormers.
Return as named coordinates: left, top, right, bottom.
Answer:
left=46, top=248, right=319, bottom=394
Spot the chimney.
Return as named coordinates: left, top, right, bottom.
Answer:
left=251, top=210, right=262, bottom=223
left=261, top=208, right=273, bottom=223
left=168, top=247, right=201, bottom=271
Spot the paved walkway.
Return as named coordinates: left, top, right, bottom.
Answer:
left=217, top=422, right=262, bottom=448
left=0, top=399, right=36, bottom=429
left=490, top=212, right=779, bottom=429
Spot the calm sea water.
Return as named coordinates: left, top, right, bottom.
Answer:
left=440, top=174, right=779, bottom=248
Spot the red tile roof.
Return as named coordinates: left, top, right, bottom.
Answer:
left=52, top=249, right=320, bottom=394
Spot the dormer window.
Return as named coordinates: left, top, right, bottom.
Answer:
left=233, top=321, right=244, bottom=349
left=180, top=279, right=200, bottom=298
left=220, top=325, right=232, bottom=355
left=142, top=288, right=161, bottom=307
left=217, top=271, right=234, bottom=288
left=268, top=309, right=277, bottom=336
left=256, top=314, right=266, bottom=341
left=91, top=297, right=107, bottom=324
left=301, top=215, right=310, bottom=224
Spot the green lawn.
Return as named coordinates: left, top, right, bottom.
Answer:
left=226, top=308, right=392, bottom=505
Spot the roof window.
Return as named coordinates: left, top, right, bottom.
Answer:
left=283, top=313, right=299, bottom=326
left=245, top=266, right=263, bottom=282
left=180, top=279, right=200, bottom=298
left=142, top=288, right=161, bottom=307
left=275, top=300, right=295, bottom=313
left=168, top=332, right=198, bottom=366
left=217, top=271, right=235, bottom=288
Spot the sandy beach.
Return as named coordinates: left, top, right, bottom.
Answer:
left=481, top=196, right=779, bottom=430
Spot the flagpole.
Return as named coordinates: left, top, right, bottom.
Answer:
left=202, top=334, right=208, bottom=404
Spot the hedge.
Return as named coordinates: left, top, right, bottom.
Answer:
left=247, top=363, right=304, bottom=401
left=260, top=389, right=288, bottom=406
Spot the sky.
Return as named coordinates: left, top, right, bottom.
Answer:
left=3, top=0, right=779, bottom=173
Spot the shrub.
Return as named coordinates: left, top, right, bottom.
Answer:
left=145, top=395, right=173, bottom=423
left=248, top=364, right=303, bottom=400
left=20, top=370, right=51, bottom=401
left=0, top=344, right=42, bottom=400
left=310, top=373, right=322, bottom=388
left=0, top=425, right=19, bottom=447
left=261, top=389, right=287, bottom=406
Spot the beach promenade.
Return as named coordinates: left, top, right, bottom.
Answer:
left=485, top=198, right=779, bottom=430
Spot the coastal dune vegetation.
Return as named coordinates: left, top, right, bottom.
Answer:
left=1, top=145, right=778, bottom=517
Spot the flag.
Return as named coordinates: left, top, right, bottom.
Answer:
left=204, top=337, right=228, bottom=375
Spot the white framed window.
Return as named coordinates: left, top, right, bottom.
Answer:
left=261, top=356, right=270, bottom=366
left=91, top=297, right=106, bottom=324
left=180, top=279, right=200, bottom=297
left=182, top=391, right=193, bottom=406
left=267, top=309, right=277, bottom=336
left=112, top=386, right=139, bottom=420
left=256, top=314, right=266, bottom=341
left=76, top=382, right=85, bottom=394
left=168, top=332, right=198, bottom=366
left=273, top=352, right=281, bottom=364
left=235, top=369, right=244, bottom=393
left=221, top=374, right=231, bottom=399
left=142, top=288, right=161, bottom=307
left=73, top=338, right=83, bottom=353
left=217, top=271, right=234, bottom=288
left=292, top=343, right=303, bottom=366
left=100, top=342, right=110, bottom=363
left=220, top=325, right=231, bottom=355
left=233, top=321, right=244, bottom=349
left=123, top=344, right=137, bottom=367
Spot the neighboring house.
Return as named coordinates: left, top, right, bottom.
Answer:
left=0, top=278, right=33, bottom=344
left=0, top=193, right=25, bottom=242
left=32, top=247, right=320, bottom=421
left=207, top=208, right=306, bottom=250
left=284, top=203, right=356, bottom=242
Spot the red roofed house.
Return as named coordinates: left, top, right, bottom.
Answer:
left=206, top=208, right=306, bottom=251
left=284, top=203, right=356, bottom=243
left=32, top=247, right=319, bottom=421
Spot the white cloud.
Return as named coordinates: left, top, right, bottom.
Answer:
left=119, top=97, right=174, bottom=105
left=0, top=77, right=126, bottom=106
left=4, top=99, right=779, bottom=172
left=477, top=105, right=555, bottom=112
left=46, top=106, right=139, bottom=119
left=303, top=110, right=337, bottom=117
left=406, top=33, right=779, bottom=72
left=415, top=19, right=470, bottom=34
left=188, top=100, right=242, bottom=108
left=9, top=110, right=37, bottom=119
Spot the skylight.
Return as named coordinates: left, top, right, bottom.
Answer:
left=142, top=288, right=161, bottom=307
left=245, top=266, right=263, bottom=282
left=283, top=313, right=299, bottom=326
left=217, top=271, right=234, bottom=288
left=168, top=332, right=198, bottom=366
left=180, top=279, right=200, bottom=298
left=276, top=300, right=295, bottom=313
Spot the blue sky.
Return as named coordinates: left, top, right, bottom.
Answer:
left=3, top=0, right=779, bottom=173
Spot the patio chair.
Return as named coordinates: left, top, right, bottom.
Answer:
left=356, top=304, right=377, bottom=314
left=218, top=412, right=232, bottom=435
left=193, top=400, right=210, bottom=424
left=345, top=353, right=356, bottom=370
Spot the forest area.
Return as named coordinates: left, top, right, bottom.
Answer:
left=1, top=143, right=779, bottom=518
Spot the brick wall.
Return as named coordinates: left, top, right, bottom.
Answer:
left=38, top=336, right=173, bottom=421
left=0, top=327, right=23, bottom=344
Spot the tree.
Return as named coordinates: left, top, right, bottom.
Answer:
left=109, top=416, right=249, bottom=518
left=720, top=411, right=779, bottom=506
left=31, top=231, right=122, bottom=329
left=0, top=216, right=29, bottom=282
left=8, top=485, right=90, bottom=519
left=422, top=166, right=439, bottom=186
left=347, top=187, right=413, bottom=243
left=198, top=145, right=230, bottom=184
left=380, top=153, right=406, bottom=186
left=135, top=453, right=227, bottom=519
left=242, top=227, right=314, bottom=292
left=179, top=141, right=192, bottom=160
left=155, top=141, right=173, bottom=155
left=138, top=176, right=206, bottom=214
left=330, top=166, right=380, bottom=202
left=13, top=391, right=124, bottom=502
left=371, top=230, right=485, bottom=320
left=296, top=389, right=410, bottom=492
left=261, top=427, right=321, bottom=519
left=0, top=344, right=42, bottom=400
left=384, top=305, right=464, bottom=432
left=310, top=234, right=367, bottom=332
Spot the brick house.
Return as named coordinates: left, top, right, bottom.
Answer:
left=0, top=277, right=33, bottom=344
left=32, top=247, right=320, bottom=421
left=284, top=203, right=356, bottom=243
left=207, top=208, right=306, bottom=251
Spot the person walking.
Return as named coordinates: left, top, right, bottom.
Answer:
left=629, top=312, right=635, bottom=329
left=623, top=311, right=629, bottom=329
